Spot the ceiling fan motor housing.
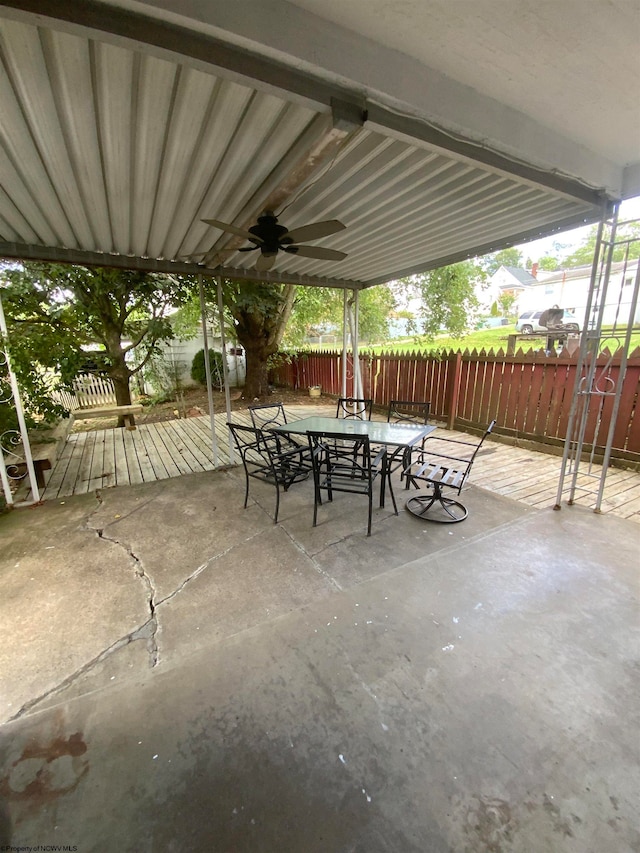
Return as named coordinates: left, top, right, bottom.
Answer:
left=249, top=212, right=290, bottom=255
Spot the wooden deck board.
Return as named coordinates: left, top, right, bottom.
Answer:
left=101, top=427, right=117, bottom=489
left=156, top=420, right=204, bottom=473
left=73, top=431, right=96, bottom=495
left=129, top=427, right=158, bottom=483
left=142, top=423, right=180, bottom=479
left=86, top=429, right=107, bottom=491
left=21, top=405, right=638, bottom=524
left=135, top=424, right=171, bottom=481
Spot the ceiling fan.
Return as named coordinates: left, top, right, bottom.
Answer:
left=200, top=210, right=348, bottom=271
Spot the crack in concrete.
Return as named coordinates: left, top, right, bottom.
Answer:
left=155, top=529, right=265, bottom=607
left=83, top=492, right=160, bottom=668
left=95, top=527, right=159, bottom=668
left=7, top=618, right=156, bottom=723
left=279, top=524, right=343, bottom=592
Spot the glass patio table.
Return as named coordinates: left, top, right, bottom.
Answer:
left=272, top=416, right=437, bottom=506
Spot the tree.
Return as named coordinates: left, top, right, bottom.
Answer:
left=221, top=279, right=296, bottom=399
left=188, top=279, right=397, bottom=399
left=562, top=222, right=640, bottom=268
left=538, top=255, right=560, bottom=271
left=498, top=292, right=517, bottom=317
left=400, top=260, right=484, bottom=340
left=484, top=247, right=523, bottom=275
left=2, top=263, right=185, bottom=425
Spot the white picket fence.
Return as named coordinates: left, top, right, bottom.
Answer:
left=54, top=373, right=117, bottom=411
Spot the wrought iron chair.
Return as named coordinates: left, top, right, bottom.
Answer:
left=335, top=397, right=373, bottom=420
left=387, top=399, right=431, bottom=425
left=228, top=422, right=310, bottom=524
left=307, top=430, right=397, bottom=536
left=403, top=420, right=496, bottom=523
left=248, top=402, right=312, bottom=463
left=386, top=399, right=432, bottom=483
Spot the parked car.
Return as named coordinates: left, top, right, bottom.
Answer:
left=515, top=309, right=580, bottom=334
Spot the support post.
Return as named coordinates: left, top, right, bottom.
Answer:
left=341, top=289, right=349, bottom=399
left=198, top=274, right=219, bottom=468
left=446, top=352, right=462, bottom=431
left=351, top=289, right=362, bottom=399
left=0, top=293, right=40, bottom=504
left=217, top=275, right=234, bottom=465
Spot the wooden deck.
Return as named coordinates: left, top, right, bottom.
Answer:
left=15, top=403, right=640, bottom=523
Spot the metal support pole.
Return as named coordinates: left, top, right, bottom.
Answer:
left=198, top=274, right=219, bottom=468
left=0, top=439, right=12, bottom=506
left=594, top=247, right=640, bottom=511
left=341, top=289, right=349, bottom=400
left=216, top=275, right=234, bottom=464
left=554, top=201, right=639, bottom=514
left=0, top=293, right=41, bottom=504
left=555, top=207, right=609, bottom=509
left=348, top=290, right=363, bottom=399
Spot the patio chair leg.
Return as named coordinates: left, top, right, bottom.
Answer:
left=405, top=488, right=468, bottom=523
left=273, top=483, right=280, bottom=524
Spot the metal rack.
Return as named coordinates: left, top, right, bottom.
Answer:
left=555, top=204, right=640, bottom=512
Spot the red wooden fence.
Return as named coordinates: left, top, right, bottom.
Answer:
left=271, top=348, right=640, bottom=462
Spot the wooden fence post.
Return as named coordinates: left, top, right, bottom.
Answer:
left=447, top=352, right=462, bottom=430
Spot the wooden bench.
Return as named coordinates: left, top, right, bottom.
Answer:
left=506, top=332, right=580, bottom=356
left=73, top=403, right=143, bottom=430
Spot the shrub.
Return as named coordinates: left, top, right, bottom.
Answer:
left=191, top=349, right=224, bottom=390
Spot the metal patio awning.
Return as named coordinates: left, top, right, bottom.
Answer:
left=1, top=1, right=636, bottom=289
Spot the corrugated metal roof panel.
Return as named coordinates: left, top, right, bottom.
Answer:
left=0, top=12, right=602, bottom=288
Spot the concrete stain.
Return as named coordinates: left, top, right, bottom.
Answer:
left=0, top=730, right=89, bottom=812
left=464, top=796, right=516, bottom=853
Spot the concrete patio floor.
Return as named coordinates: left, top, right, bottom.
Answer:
left=0, top=463, right=638, bottom=852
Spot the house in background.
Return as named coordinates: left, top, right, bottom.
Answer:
left=149, top=328, right=246, bottom=394
left=518, top=259, right=639, bottom=326
left=479, top=264, right=538, bottom=314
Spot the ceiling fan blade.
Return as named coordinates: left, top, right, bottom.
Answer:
left=255, top=253, right=277, bottom=271
left=284, top=219, right=346, bottom=243
left=284, top=245, right=347, bottom=261
left=201, top=218, right=263, bottom=244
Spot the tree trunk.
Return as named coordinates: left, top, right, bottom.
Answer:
left=242, top=340, right=272, bottom=399
left=229, top=282, right=297, bottom=400
left=109, top=361, right=134, bottom=427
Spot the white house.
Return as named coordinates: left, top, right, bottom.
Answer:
left=517, top=260, right=639, bottom=326
left=479, top=265, right=539, bottom=313
left=152, top=328, right=246, bottom=392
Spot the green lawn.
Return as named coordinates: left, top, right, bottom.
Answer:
left=361, top=325, right=640, bottom=355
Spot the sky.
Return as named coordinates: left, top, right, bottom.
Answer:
left=514, top=195, right=640, bottom=264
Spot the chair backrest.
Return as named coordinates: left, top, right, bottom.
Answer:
left=307, top=430, right=373, bottom=481
left=335, top=397, right=373, bottom=420
left=228, top=421, right=267, bottom=464
left=468, top=420, right=496, bottom=465
left=249, top=402, right=287, bottom=430
left=409, top=420, right=496, bottom=495
left=387, top=399, right=430, bottom=425
left=453, top=420, right=496, bottom=491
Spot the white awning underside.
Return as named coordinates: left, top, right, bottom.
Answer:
left=0, top=1, right=637, bottom=289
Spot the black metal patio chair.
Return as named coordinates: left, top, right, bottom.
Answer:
left=228, top=422, right=310, bottom=524
left=307, top=430, right=397, bottom=536
left=334, top=397, right=374, bottom=466
left=386, top=399, right=432, bottom=483
left=335, top=397, right=373, bottom=420
left=387, top=399, right=431, bottom=425
left=403, top=420, right=496, bottom=523
left=248, top=401, right=312, bottom=463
